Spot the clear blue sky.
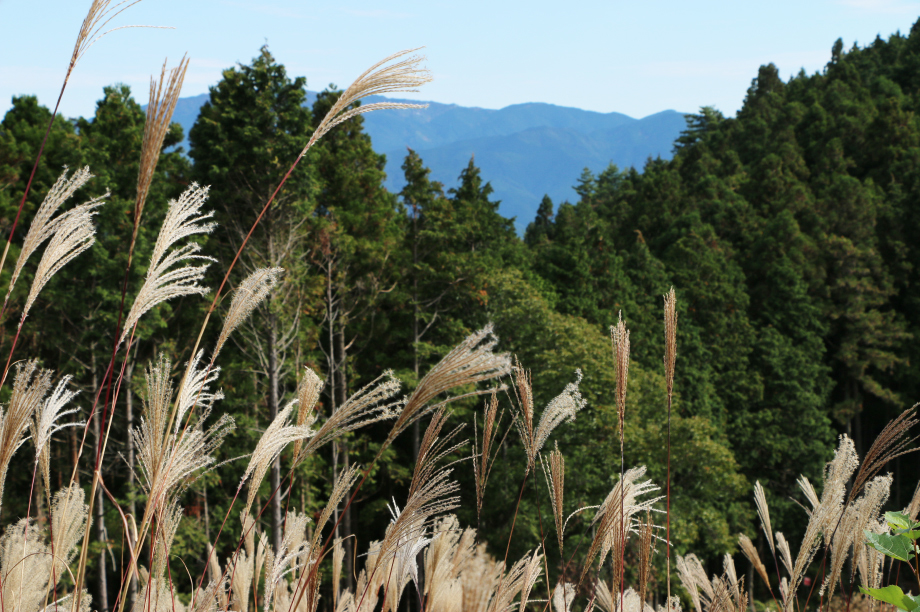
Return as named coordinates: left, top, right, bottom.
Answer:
left=2, top=0, right=919, bottom=120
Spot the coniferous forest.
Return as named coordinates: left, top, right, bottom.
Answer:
left=3, top=13, right=920, bottom=612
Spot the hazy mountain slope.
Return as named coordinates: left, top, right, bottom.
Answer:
left=164, top=93, right=687, bottom=229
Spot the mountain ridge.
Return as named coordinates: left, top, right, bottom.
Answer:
left=165, top=92, right=689, bottom=229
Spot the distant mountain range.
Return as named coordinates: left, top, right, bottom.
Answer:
left=167, top=93, right=689, bottom=231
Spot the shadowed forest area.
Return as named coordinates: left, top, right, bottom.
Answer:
left=3, top=15, right=920, bottom=612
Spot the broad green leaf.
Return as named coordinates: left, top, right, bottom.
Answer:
left=865, top=531, right=915, bottom=562
left=887, top=511, right=912, bottom=530
left=859, top=585, right=920, bottom=612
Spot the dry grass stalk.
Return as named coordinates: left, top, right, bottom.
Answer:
left=596, top=580, right=615, bottom=612
left=849, top=406, right=920, bottom=503
left=304, top=49, right=432, bottom=152
left=855, top=519, right=887, bottom=612
left=30, top=375, right=81, bottom=499
left=388, top=325, right=511, bottom=444
left=797, top=476, right=819, bottom=513
left=134, top=56, right=189, bottom=248
left=214, top=267, right=284, bottom=360
left=21, top=201, right=101, bottom=324
left=333, top=537, right=345, bottom=610
left=540, top=443, right=566, bottom=555
left=6, top=166, right=95, bottom=303
left=906, top=481, right=920, bottom=521
left=676, top=554, right=714, bottom=612
left=775, top=532, right=793, bottom=578
left=473, top=392, right=505, bottom=522
left=518, top=546, right=544, bottom=612
left=121, top=183, right=216, bottom=343
left=309, top=465, right=361, bottom=555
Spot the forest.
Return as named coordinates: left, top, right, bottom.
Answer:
left=3, top=12, right=920, bottom=612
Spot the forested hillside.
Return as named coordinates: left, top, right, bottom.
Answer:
left=2, top=19, right=920, bottom=609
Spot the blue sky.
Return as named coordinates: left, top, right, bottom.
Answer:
left=2, top=0, right=919, bottom=120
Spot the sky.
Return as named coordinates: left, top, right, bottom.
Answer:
left=1, top=0, right=920, bottom=120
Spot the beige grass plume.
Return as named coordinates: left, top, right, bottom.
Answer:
left=133, top=354, right=234, bottom=512
left=30, top=375, right=82, bottom=497
left=638, top=511, right=655, bottom=608
left=737, top=534, right=769, bottom=588
left=541, top=442, right=566, bottom=555
left=134, top=56, right=189, bottom=247
left=663, top=288, right=677, bottom=396
left=121, top=183, right=216, bottom=343
left=518, top=547, right=544, bottom=612
left=611, top=312, right=630, bottom=439
left=21, top=201, right=101, bottom=323
left=175, top=350, right=224, bottom=432
left=516, top=363, right=586, bottom=472
left=753, top=481, right=774, bottom=554
left=6, top=167, right=100, bottom=303
left=388, top=324, right=511, bottom=444
left=303, top=49, right=432, bottom=154
left=214, top=267, right=285, bottom=360
left=473, top=392, right=506, bottom=522
left=295, top=371, right=401, bottom=465
left=293, top=367, right=324, bottom=458
left=241, top=400, right=315, bottom=517
left=783, top=435, right=858, bottom=611
left=849, top=405, right=919, bottom=503
left=309, top=464, right=361, bottom=555
left=0, top=361, right=52, bottom=514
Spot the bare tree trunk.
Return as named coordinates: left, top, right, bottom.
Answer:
left=336, top=327, right=354, bottom=592
left=267, top=311, right=283, bottom=552
left=91, top=353, right=109, bottom=612
left=125, top=359, right=137, bottom=610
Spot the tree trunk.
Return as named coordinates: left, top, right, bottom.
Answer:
left=125, top=359, right=137, bottom=611
left=91, top=353, right=109, bottom=612
left=336, top=327, right=354, bottom=592
left=267, top=311, right=283, bottom=552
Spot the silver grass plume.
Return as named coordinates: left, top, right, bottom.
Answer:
left=541, top=443, right=566, bottom=555
left=241, top=400, right=315, bottom=517
left=529, top=370, right=585, bottom=469
left=309, top=464, right=361, bottom=554
left=784, top=435, right=858, bottom=611
left=856, top=519, right=887, bottom=612
left=30, top=375, right=81, bottom=498
left=262, top=511, right=312, bottom=612
left=775, top=532, right=794, bottom=578
left=797, top=476, right=820, bottom=513
left=50, top=484, right=88, bottom=586
left=293, top=367, right=324, bottom=459
left=1, top=518, right=51, bottom=612
left=69, top=1, right=167, bottom=76
left=611, top=312, right=630, bottom=440
left=333, top=537, right=345, bottom=610
left=135, top=56, right=188, bottom=245
left=753, top=481, right=774, bottom=554
left=174, top=350, right=224, bottom=433
left=581, top=466, right=661, bottom=586
left=388, top=324, right=511, bottom=443
left=151, top=501, right=183, bottom=580
left=121, top=183, right=216, bottom=343
left=214, top=267, right=284, bottom=360
left=0, top=361, right=52, bottom=514
left=518, top=547, right=544, bottom=612
left=485, top=552, right=531, bottom=612
left=304, top=49, right=432, bottom=154
left=821, top=474, right=891, bottom=605
left=596, top=580, right=615, bottom=612
left=21, top=200, right=101, bottom=323
left=676, top=554, right=712, bottom=612
left=6, top=166, right=97, bottom=302
left=737, top=534, right=769, bottom=587
left=552, top=583, right=575, bottom=612
left=133, top=354, right=234, bottom=512
left=295, top=371, right=401, bottom=465
left=473, top=392, right=504, bottom=522
left=423, top=516, right=476, bottom=612
left=638, top=512, right=656, bottom=608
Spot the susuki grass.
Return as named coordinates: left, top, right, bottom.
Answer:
left=1, top=3, right=919, bottom=612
